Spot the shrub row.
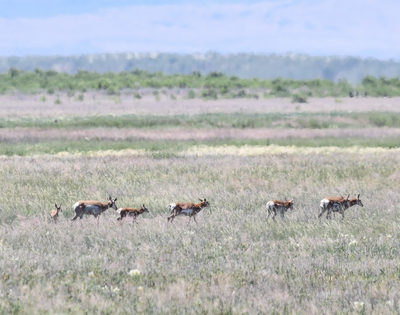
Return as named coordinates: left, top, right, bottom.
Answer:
left=1, top=68, right=400, bottom=97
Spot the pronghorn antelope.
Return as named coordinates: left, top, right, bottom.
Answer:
left=50, top=203, right=62, bottom=223
left=318, top=195, right=350, bottom=219
left=71, top=196, right=118, bottom=221
left=266, top=198, right=294, bottom=220
left=319, top=194, right=363, bottom=219
left=167, top=198, right=210, bottom=223
left=116, top=204, right=149, bottom=223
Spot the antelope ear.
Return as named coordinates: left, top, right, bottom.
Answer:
left=55, top=203, right=57, bottom=208
left=199, top=198, right=203, bottom=202
left=346, top=194, right=350, bottom=200
left=204, top=198, right=206, bottom=201
left=290, top=199, right=294, bottom=203
left=143, top=204, right=145, bottom=207
left=357, top=194, right=360, bottom=199
left=114, top=197, right=118, bottom=201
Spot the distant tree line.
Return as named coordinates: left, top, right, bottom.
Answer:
left=1, top=68, right=400, bottom=99
left=1, top=53, right=400, bottom=83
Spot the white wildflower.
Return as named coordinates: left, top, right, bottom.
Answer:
left=112, top=287, right=120, bottom=293
left=129, top=269, right=141, bottom=276
left=354, top=302, right=364, bottom=310
left=137, top=286, right=143, bottom=292
left=348, top=240, right=358, bottom=247
left=88, top=272, right=95, bottom=277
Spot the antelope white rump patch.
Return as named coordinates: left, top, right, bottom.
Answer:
left=168, top=203, right=177, bottom=212
left=320, top=199, right=330, bottom=208
left=266, top=201, right=275, bottom=209
left=72, top=202, right=79, bottom=210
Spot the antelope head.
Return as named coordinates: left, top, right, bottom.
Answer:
left=141, top=204, right=149, bottom=213
left=199, top=198, right=210, bottom=208
left=55, top=203, right=62, bottom=213
left=355, top=194, right=363, bottom=207
left=107, top=196, right=118, bottom=210
left=286, top=198, right=294, bottom=211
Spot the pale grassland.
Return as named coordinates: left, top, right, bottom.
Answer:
left=2, top=127, right=400, bottom=142
left=184, top=144, right=400, bottom=156
left=2, top=144, right=399, bottom=159
left=2, top=94, right=400, bottom=118
left=1, top=150, right=400, bottom=314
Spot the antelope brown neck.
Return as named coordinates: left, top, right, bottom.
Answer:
left=348, top=199, right=358, bottom=207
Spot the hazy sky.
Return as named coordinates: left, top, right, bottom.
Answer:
left=1, top=0, right=399, bottom=59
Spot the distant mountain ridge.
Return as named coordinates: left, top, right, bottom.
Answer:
left=1, top=52, right=399, bottom=83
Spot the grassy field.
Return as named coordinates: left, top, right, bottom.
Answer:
left=2, top=111, right=400, bottom=129
left=0, top=151, right=400, bottom=314
left=1, top=95, right=400, bottom=313
left=2, top=138, right=400, bottom=157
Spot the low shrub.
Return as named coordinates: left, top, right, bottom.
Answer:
left=291, top=94, right=308, bottom=103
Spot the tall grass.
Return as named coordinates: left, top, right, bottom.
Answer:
left=0, top=151, right=400, bottom=313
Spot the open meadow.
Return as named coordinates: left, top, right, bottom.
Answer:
left=1, top=94, right=400, bottom=314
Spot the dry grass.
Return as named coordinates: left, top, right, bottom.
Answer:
left=0, top=151, right=400, bottom=314
left=2, top=94, right=400, bottom=117
left=1, top=93, right=400, bottom=313
left=2, top=127, right=400, bottom=142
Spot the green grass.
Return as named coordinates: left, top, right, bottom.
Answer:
left=1, top=137, right=400, bottom=156
left=0, top=113, right=290, bottom=129
left=2, top=111, right=400, bottom=129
